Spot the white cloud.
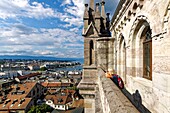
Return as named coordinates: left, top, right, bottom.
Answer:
left=0, top=23, right=83, bottom=58
left=60, top=0, right=84, bottom=28
left=0, top=0, right=119, bottom=58
left=0, top=0, right=58, bottom=19
left=61, top=0, right=72, bottom=6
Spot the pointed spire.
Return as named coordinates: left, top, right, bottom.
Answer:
left=84, top=4, right=89, bottom=19
left=89, top=0, right=95, bottom=24
left=101, top=0, right=106, bottom=19
left=101, top=0, right=106, bottom=29
left=90, top=0, right=94, bottom=11
left=95, top=3, right=100, bottom=18
left=95, top=3, right=101, bottom=33
left=83, top=4, right=89, bottom=34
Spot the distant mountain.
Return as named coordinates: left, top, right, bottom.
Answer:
left=0, top=55, right=84, bottom=63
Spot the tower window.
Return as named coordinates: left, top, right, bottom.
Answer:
left=143, top=29, right=152, bottom=80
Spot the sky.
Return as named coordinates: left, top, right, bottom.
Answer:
left=0, top=0, right=119, bottom=58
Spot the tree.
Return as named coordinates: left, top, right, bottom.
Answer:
left=28, top=104, right=53, bottom=113
left=40, top=67, right=47, bottom=71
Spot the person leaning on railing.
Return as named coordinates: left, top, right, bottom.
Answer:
left=105, top=69, right=124, bottom=89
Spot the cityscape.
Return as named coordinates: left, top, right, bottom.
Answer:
left=0, top=57, right=83, bottom=113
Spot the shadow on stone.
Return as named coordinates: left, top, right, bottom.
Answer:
left=121, top=89, right=151, bottom=113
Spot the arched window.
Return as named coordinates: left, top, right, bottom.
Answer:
left=143, top=29, right=152, bottom=80
left=119, top=36, right=126, bottom=83
left=89, top=40, right=94, bottom=65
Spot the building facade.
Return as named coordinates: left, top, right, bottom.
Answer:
left=79, top=0, right=170, bottom=113
left=110, top=0, right=170, bottom=112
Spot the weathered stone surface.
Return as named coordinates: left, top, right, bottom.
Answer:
left=98, top=68, right=139, bottom=113
left=80, top=0, right=170, bottom=113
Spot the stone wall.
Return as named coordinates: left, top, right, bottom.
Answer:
left=110, top=0, right=170, bottom=112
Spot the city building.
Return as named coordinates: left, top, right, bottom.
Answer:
left=17, top=72, right=42, bottom=81
left=0, top=82, right=45, bottom=113
left=0, top=80, right=14, bottom=96
left=28, top=64, right=40, bottom=71
left=45, top=90, right=76, bottom=111
left=78, top=0, right=170, bottom=113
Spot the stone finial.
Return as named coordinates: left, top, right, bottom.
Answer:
left=101, top=0, right=105, bottom=5
left=90, top=0, right=94, bottom=11
left=95, top=3, right=100, bottom=18
left=95, top=2, right=101, bottom=33
left=101, top=0, right=106, bottom=29
left=83, top=4, right=89, bottom=34
left=96, top=2, right=100, bottom=11
left=106, top=13, right=110, bottom=22
left=85, top=3, right=88, bottom=7
left=106, top=13, right=110, bottom=32
left=84, top=4, right=89, bottom=19
left=101, top=0, right=106, bottom=18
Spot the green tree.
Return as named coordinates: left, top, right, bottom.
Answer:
left=28, top=104, right=53, bottom=113
left=40, top=67, right=47, bottom=71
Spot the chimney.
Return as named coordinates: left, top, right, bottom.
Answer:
left=101, top=0, right=106, bottom=28
left=95, top=3, right=101, bottom=32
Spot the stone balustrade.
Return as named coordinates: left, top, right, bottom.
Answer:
left=97, top=68, right=139, bottom=113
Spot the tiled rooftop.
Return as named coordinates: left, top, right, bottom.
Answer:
left=17, top=72, right=41, bottom=80
left=41, top=82, right=61, bottom=87
left=0, top=82, right=37, bottom=111
left=45, top=94, right=72, bottom=105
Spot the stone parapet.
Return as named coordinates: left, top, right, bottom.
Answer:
left=97, top=68, right=139, bottom=113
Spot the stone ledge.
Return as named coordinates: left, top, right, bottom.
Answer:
left=98, top=68, right=139, bottom=113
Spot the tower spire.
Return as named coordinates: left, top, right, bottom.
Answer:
left=89, top=0, right=95, bottom=24
left=101, top=0, right=106, bottom=21
left=83, top=4, right=89, bottom=33
left=89, top=0, right=94, bottom=11
left=101, top=0, right=106, bottom=30
left=95, top=3, right=101, bottom=32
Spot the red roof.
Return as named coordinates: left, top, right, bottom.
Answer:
left=41, top=82, right=61, bottom=87
left=17, top=72, right=42, bottom=80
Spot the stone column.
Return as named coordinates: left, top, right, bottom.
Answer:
left=97, top=37, right=112, bottom=72
left=108, top=38, right=114, bottom=70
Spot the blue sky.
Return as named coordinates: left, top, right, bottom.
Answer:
left=0, top=0, right=119, bottom=58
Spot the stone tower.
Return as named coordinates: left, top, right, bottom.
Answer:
left=82, top=0, right=111, bottom=82
left=78, top=0, right=112, bottom=112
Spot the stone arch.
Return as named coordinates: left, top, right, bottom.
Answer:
left=128, top=16, right=152, bottom=79
left=117, top=34, right=126, bottom=83
left=128, top=15, right=151, bottom=46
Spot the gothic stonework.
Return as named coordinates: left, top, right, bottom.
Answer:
left=79, top=0, right=170, bottom=113
left=78, top=0, right=111, bottom=112
left=110, top=0, right=170, bottom=113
